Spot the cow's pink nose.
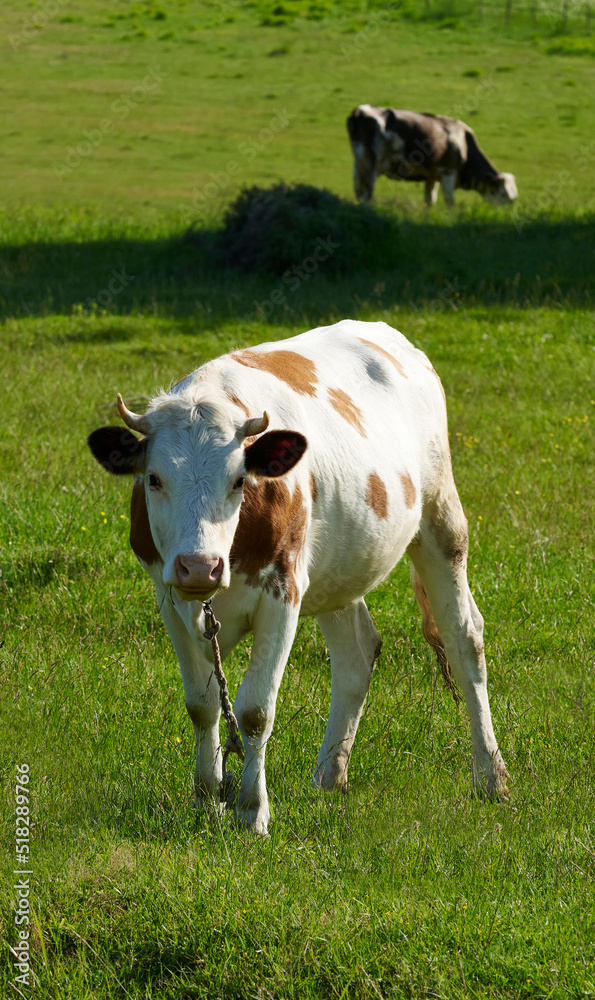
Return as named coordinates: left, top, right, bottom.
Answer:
left=174, top=554, right=223, bottom=590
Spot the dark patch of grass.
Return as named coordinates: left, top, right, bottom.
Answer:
left=201, top=182, right=397, bottom=275
left=400, top=0, right=476, bottom=24
left=1, top=205, right=594, bottom=325
left=0, top=549, right=92, bottom=594
left=546, top=35, right=595, bottom=56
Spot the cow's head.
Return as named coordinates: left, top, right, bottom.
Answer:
left=483, top=171, right=518, bottom=205
left=88, top=391, right=307, bottom=601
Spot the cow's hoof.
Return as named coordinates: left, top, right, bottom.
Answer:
left=491, top=771, right=510, bottom=802
left=218, top=774, right=237, bottom=810
left=192, top=785, right=225, bottom=815
left=233, top=801, right=270, bottom=836
left=312, top=752, right=350, bottom=791
left=473, top=758, right=509, bottom=802
left=312, top=775, right=349, bottom=794
left=234, top=813, right=270, bottom=836
left=192, top=798, right=225, bottom=818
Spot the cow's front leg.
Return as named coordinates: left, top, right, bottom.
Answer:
left=155, top=585, right=224, bottom=799
left=233, top=594, right=300, bottom=835
left=439, top=170, right=457, bottom=207
left=352, top=144, right=376, bottom=203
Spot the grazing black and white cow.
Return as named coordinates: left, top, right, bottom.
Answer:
left=88, top=320, right=508, bottom=834
left=348, top=104, right=518, bottom=207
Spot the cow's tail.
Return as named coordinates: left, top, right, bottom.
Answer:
left=347, top=106, right=380, bottom=148
left=410, top=566, right=460, bottom=705
left=347, top=106, right=363, bottom=141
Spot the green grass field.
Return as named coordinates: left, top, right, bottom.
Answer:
left=1, top=3, right=594, bottom=998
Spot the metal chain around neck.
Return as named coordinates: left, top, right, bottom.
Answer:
left=202, top=600, right=244, bottom=807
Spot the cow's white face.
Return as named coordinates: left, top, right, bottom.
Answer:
left=88, top=396, right=307, bottom=602
left=143, top=420, right=247, bottom=599
left=486, top=172, right=518, bottom=205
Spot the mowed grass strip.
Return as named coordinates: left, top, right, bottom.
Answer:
left=1, top=308, right=593, bottom=999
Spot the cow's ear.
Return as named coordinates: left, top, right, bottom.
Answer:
left=87, top=426, right=147, bottom=476
left=244, top=430, right=307, bottom=478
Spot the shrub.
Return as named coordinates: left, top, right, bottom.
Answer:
left=209, top=182, right=398, bottom=275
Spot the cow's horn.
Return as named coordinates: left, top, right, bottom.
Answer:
left=242, top=411, right=269, bottom=438
left=117, top=393, right=151, bottom=434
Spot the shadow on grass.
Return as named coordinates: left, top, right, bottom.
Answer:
left=57, top=323, right=139, bottom=345
left=1, top=213, right=593, bottom=325
left=0, top=549, right=94, bottom=595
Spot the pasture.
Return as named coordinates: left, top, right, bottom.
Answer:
left=1, top=2, right=594, bottom=998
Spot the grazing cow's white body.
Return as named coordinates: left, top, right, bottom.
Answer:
left=348, top=104, right=518, bottom=207
left=89, top=320, right=508, bottom=834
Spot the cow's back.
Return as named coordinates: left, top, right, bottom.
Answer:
left=209, top=320, right=450, bottom=613
left=348, top=105, right=468, bottom=181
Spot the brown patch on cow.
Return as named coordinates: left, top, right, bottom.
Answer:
left=423, top=494, right=468, bottom=566
left=130, top=480, right=161, bottom=564
left=238, top=706, right=267, bottom=739
left=410, top=568, right=459, bottom=705
left=400, top=471, right=417, bottom=509
left=310, top=471, right=318, bottom=503
left=365, top=472, right=388, bottom=520
left=231, top=480, right=308, bottom=604
left=185, top=702, right=213, bottom=730
left=358, top=337, right=408, bottom=378
left=328, top=387, right=366, bottom=436
left=233, top=349, right=318, bottom=396
left=428, top=365, right=447, bottom=406
left=225, top=390, right=251, bottom=419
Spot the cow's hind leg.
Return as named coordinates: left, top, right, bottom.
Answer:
left=407, top=493, right=508, bottom=800
left=314, top=598, right=382, bottom=790
left=410, top=565, right=459, bottom=705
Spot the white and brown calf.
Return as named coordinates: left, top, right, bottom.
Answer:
left=88, top=319, right=508, bottom=834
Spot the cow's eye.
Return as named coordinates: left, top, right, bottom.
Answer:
left=148, top=474, right=162, bottom=490
left=232, top=476, right=245, bottom=491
